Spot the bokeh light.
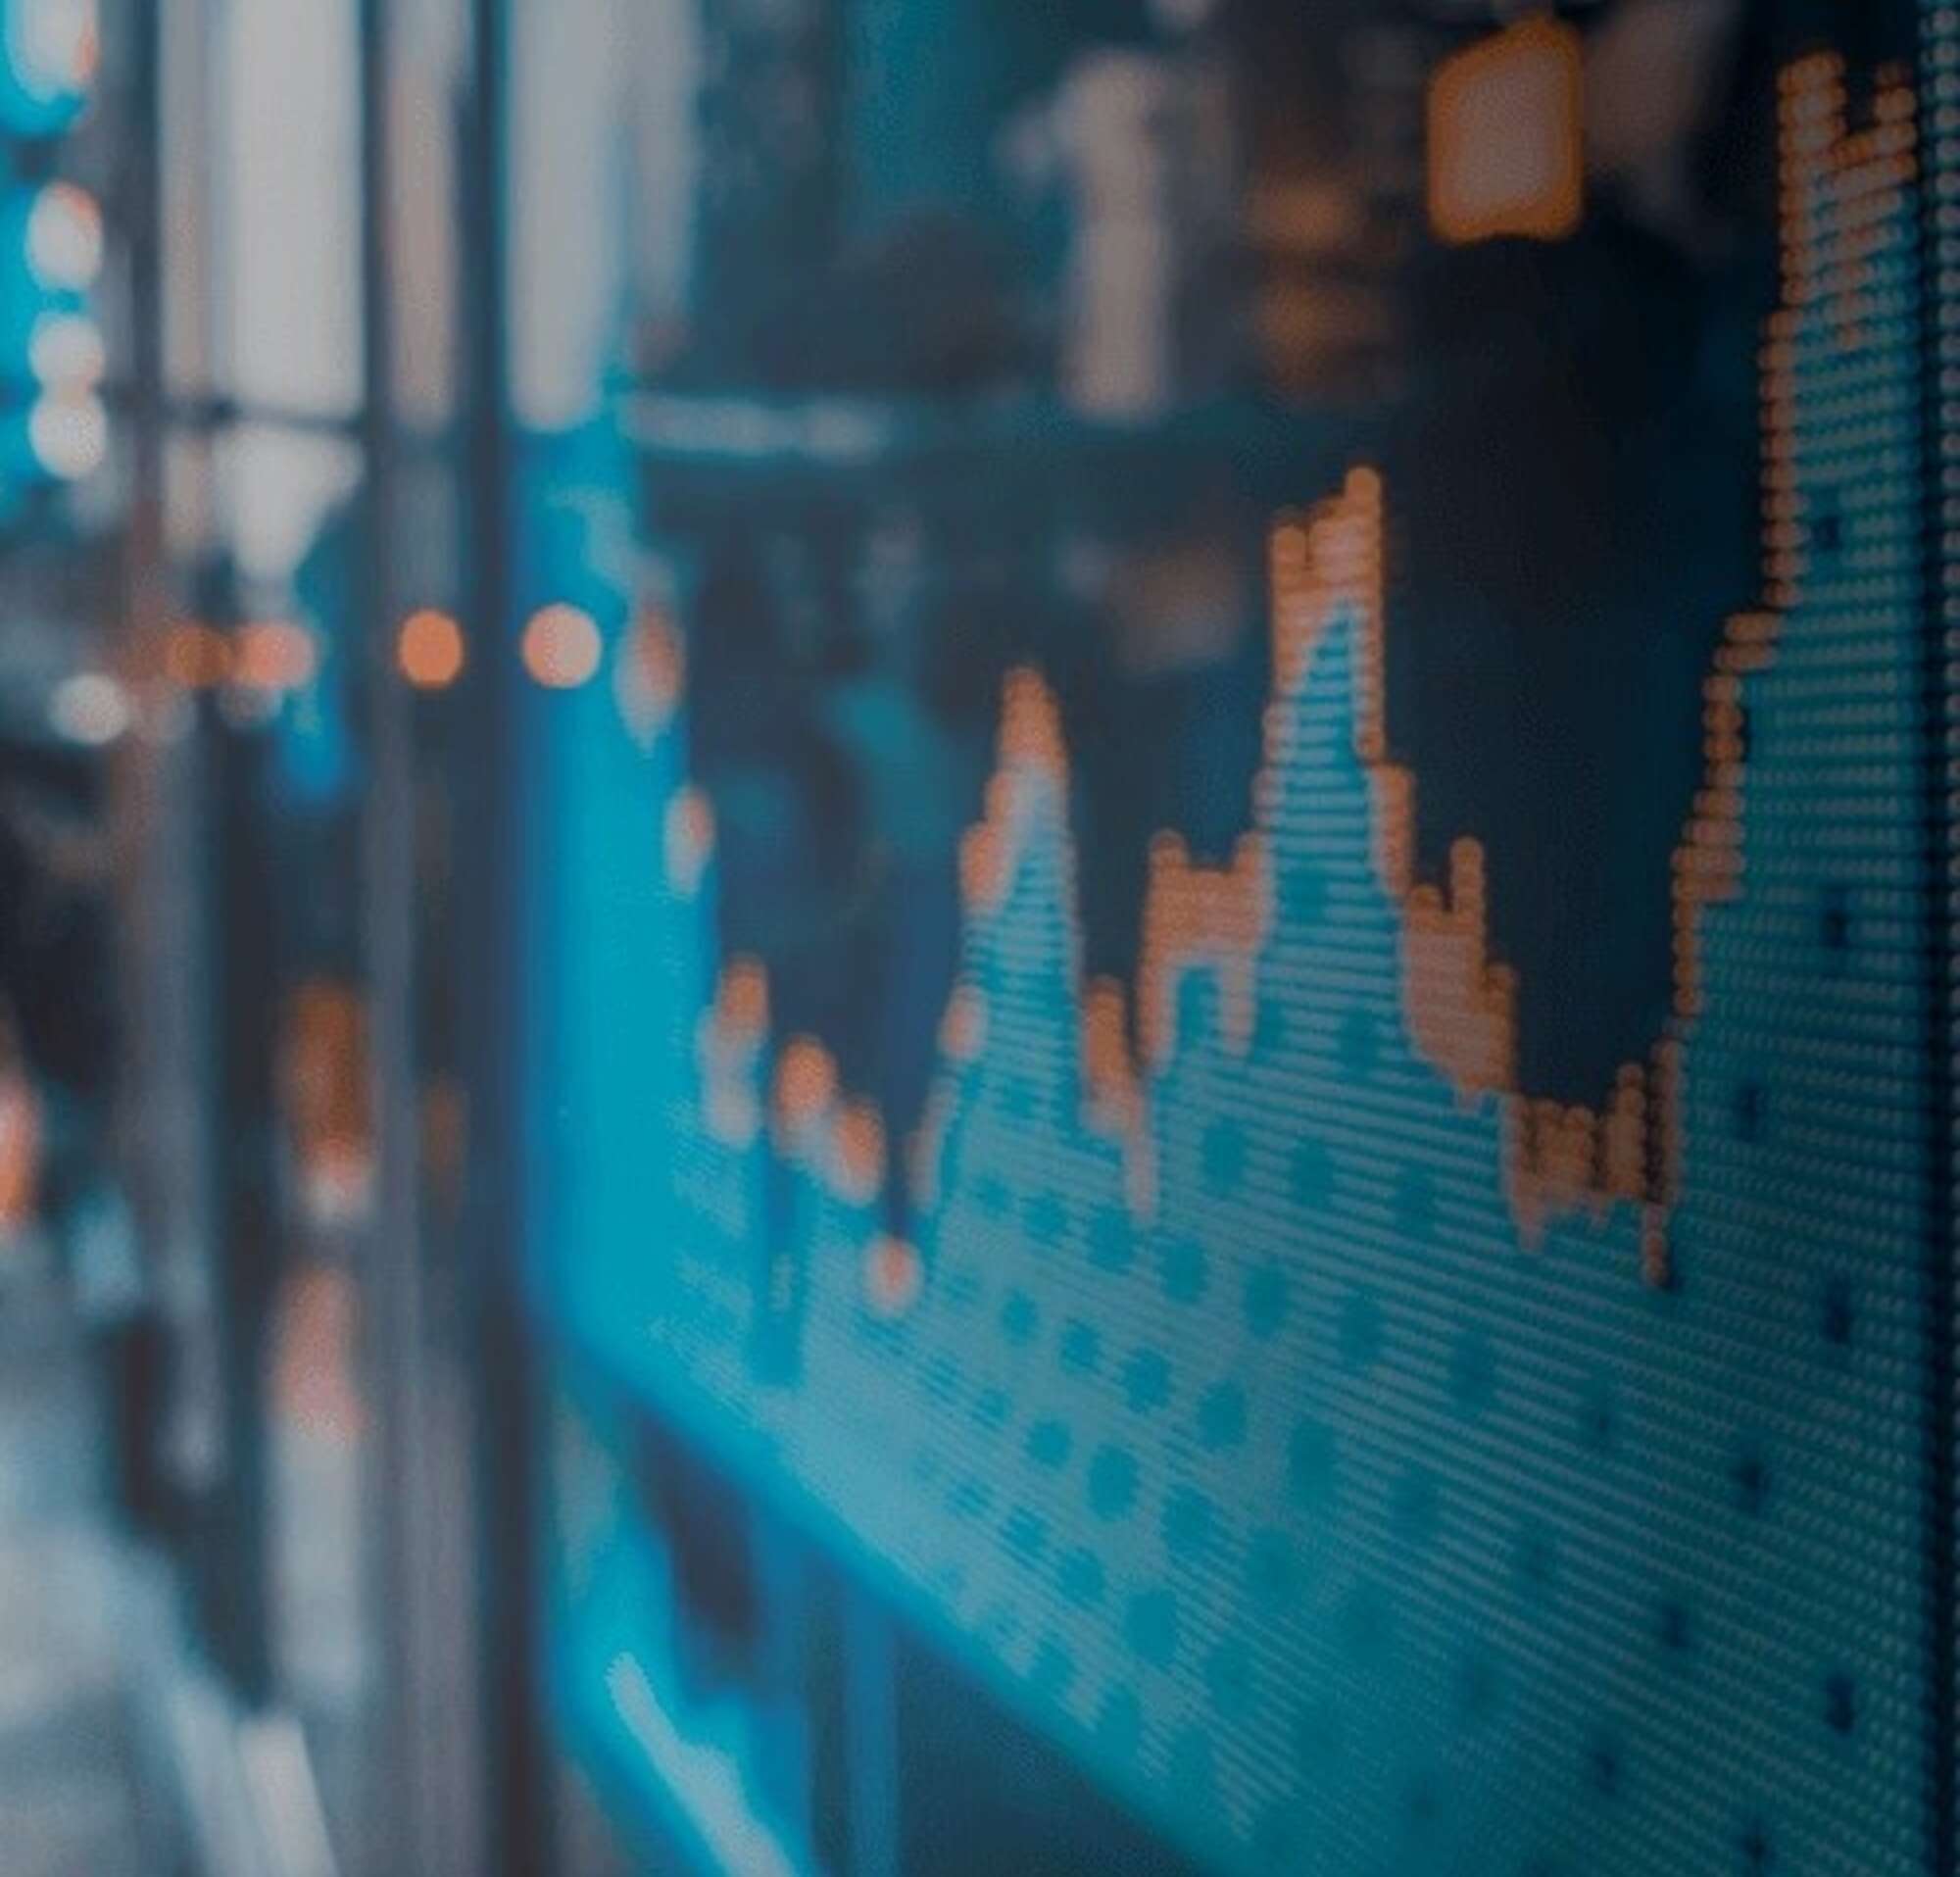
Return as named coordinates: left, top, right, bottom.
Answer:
left=48, top=670, right=128, bottom=746
left=24, top=180, right=101, bottom=291
left=27, top=310, right=102, bottom=385
left=520, top=603, right=602, bottom=689
left=232, top=620, right=319, bottom=695
left=161, top=620, right=231, bottom=690
left=397, top=608, right=466, bottom=690
left=12, top=0, right=96, bottom=103
left=27, top=386, right=105, bottom=478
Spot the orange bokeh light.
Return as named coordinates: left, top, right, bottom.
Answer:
left=397, top=609, right=466, bottom=689
left=521, top=604, right=603, bottom=689
left=775, top=1036, right=839, bottom=1126
left=0, top=1073, right=42, bottom=1238
left=161, top=620, right=231, bottom=690
left=233, top=620, right=319, bottom=694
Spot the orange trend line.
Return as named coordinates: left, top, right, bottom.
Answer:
left=669, top=52, right=1910, bottom=1293
left=951, top=52, right=1910, bottom=1285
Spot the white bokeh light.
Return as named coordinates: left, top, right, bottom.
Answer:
left=49, top=671, right=129, bottom=747
left=24, top=181, right=102, bottom=291
left=27, top=311, right=104, bottom=386
left=28, top=389, right=107, bottom=479
left=13, top=0, right=96, bottom=101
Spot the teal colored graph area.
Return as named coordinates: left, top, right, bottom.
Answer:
left=533, top=71, right=1937, bottom=1877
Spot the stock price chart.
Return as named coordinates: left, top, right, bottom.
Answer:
left=530, top=12, right=1956, bottom=1877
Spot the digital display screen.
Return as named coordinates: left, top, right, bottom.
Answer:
left=526, top=5, right=1954, bottom=1872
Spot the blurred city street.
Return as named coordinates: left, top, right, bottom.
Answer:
left=0, top=1264, right=148, bottom=1877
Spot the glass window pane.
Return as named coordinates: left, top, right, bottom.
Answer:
left=164, top=0, right=366, bottom=416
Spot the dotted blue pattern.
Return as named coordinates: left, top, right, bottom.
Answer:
left=538, top=69, right=1938, bottom=1877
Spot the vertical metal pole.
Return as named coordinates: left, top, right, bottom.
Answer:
left=360, top=0, right=550, bottom=1865
left=462, top=1, right=558, bottom=1870
left=357, top=3, right=491, bottom=1874
left=116, top=0, right=227, bottom=1555
left=204, top=700, right=274, bottom=1704
left=355, top=0, right=411, bottom=1858
left=112, top=0, right=168, bottom=1324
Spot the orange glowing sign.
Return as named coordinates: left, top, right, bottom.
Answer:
left=1428, top=16, right=1584, bottom=246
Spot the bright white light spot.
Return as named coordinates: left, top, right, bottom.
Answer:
left=27, top=312, right=103, bottom=386
left=28, top=390, right=106, bottom=479
left=25, top=182, right=102, bottom=291
left=13, top=0, right=96, bottom=100
left=606, top=1657, right=799, bottom=1877
left=49, top=671, right=128, bottom=746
